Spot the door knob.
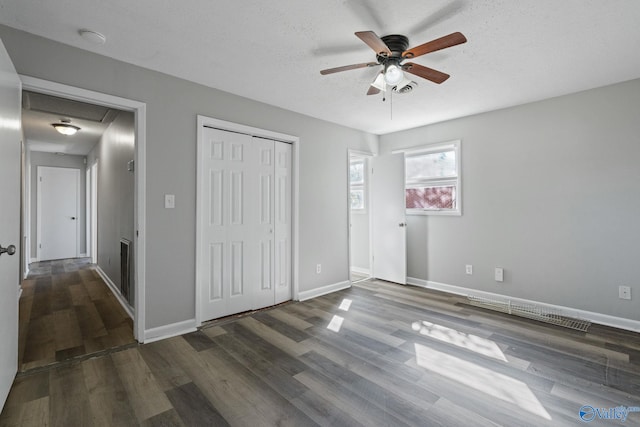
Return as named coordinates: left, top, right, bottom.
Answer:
left=0, top=244, right=16, bottom=256
left=398, top=222, right=407, bottom=227
left=71, top=217, right=76, bottom=220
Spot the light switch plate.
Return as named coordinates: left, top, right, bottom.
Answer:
left=164, top=194, right=175, bottom=209
left=495, top=267, right=504, bottom=282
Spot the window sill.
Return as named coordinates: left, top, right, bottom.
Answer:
left=406, top=209, right=461, bottom=216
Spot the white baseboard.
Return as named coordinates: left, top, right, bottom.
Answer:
left=407, top=277, right=640, bottom=333
left=29, top=258, right=38, bottom=264
left=143, top=319, right=197, bottom=344
left=298, top=280, right=351, bottom=302
left=406, top=277, right=429, bottom=288
left=95, top=266, right=134, bottom=319
left=79, top=253, right=88, bottom=257
left=351, top=267, right=370, bottom=276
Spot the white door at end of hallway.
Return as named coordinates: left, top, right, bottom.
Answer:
left=0, top=36, right=22, bottom=410
left=37, top=166, right=80, bottom=261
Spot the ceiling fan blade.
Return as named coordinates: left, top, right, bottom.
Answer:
left=402, top=63, right=450, bottom=84
left=320, top=62, right=378, bottom=75
left=367, top=86, right=381, bottom=95
left=403, top=32, right=467, bottom=59
left=355, top=31, right=392, bottom=56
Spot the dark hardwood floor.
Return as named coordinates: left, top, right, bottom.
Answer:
left=17, top=258, right=135, bottom=372
left=2, top=278, right=640, bottom=426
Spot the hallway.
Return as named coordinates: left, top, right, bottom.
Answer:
left=18, top=258, right=135, bottom=372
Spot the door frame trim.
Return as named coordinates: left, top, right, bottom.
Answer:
left=36, top=166, right=80, bottom=261
left=21, top=75, right=147, bottom=341
left=347, top=149, right=374, bottom=283
left=195, top=115, right=300, bottom=326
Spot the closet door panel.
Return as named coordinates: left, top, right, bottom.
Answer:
left=275, top=142, right=292, bottom=304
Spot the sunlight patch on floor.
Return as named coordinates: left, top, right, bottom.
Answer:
left=327, top=315, right=344, bottom=332
left=414, top=343, right=551, bottom=420
left=412, top=320, right=507, bottom=362
left=339, top=298, right=352, bottom=311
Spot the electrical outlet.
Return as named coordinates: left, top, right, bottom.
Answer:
left=316, top=264, right=321, bottom=274
left=619, top=286, right=631, bottom=300
left=465, top=265, right=473, bottom=275
left=495, top=267, right=504, bottom=282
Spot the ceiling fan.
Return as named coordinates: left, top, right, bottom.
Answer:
left=320, top=31, right=467, bottom=95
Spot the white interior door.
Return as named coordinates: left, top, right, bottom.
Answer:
left=0, top=37, right=21, bottom=410
left=372, top=153, right=407, bottom=284
left=201, top=128, right=254, bottom=318
left=37, top=166, right=79, bottom=261
left=199, top=127, right=292, bottom=321
left=253, top=137, right=275, bottom=308
left=274, top=141, right=292, bottom=304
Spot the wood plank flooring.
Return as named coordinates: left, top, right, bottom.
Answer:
left=3, top=278, right=640, bottom=426
left=18, top=258, right=135, bottom=372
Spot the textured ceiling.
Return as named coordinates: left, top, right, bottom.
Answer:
left=2, top=0, right=640, bottom=135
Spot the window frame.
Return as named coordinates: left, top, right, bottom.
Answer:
left=349, top=157, right=367, bottom=214
left=394, top=140, right=462, bottom=216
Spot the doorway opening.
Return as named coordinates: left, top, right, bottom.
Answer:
left=348, top=150, right=373, bottom=283
left=20, top=75, right=147, bottom=345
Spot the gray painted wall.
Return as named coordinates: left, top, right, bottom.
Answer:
left=380, top=79, right=640, bottom=321
left=29, top=151, right=86, bottom=259
left=87, top=111, right=135, bottom=305
left=0, top=25, right=377, bottom=329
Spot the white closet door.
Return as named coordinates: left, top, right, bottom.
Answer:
left=252, top=137, right=275, bottom=308
left=199, top=128, right=292, bottom=322
left=274, top=142, right=292, bottom=304
left=201, top=128, right=254, bottom=319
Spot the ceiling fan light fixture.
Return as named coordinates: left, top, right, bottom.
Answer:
left=52, top=120, right=81, bottom=136
left=384, top=63, right=404, bottom=86
left=371, top=72, right=387, bottom=91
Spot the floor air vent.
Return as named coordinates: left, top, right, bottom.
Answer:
left=120, top=238, right=132, bottom=305
left=467, top=295, right=591, bottom=332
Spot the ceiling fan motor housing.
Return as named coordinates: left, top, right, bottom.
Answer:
left=377, top=34, right=409, bottom=64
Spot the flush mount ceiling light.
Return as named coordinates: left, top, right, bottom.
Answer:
left=79, top=29, right=106, bottom=45
left=52, top=120, right=80, bottom=136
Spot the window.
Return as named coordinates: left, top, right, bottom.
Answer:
left=402, top=140, right=461, bottom=215
left=350, top=158, right=366, bottom=211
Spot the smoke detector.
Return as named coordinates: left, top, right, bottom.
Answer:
left=79, top=29, right=106, bottom=45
